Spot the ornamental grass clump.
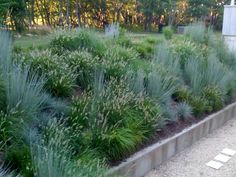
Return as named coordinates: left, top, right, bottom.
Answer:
left=163, top=26, right=174, bottom=40
left=69, top=71, right=163, bottom=160
left=4, top=66, right=50, bottom=118
left=65, top=50, right=98, bottom=88
left=31, top=119, right=107, bottom=177
left=135, top=37, right=161, bottom=60
left=17, top=50, right=77, bottom=97
left=50, top=29, right=105, bottom=57
left=154, top=43, right=182, bottom=78
left=147, top=70, right=178, bottom=104
left=185, top=22, right=213, bottom=45
left=0, top=76, right=6, bottom=111
left=176, top=102, right=193, bottom=120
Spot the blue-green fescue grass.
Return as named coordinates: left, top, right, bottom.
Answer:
left=0, top=166, right=19, bottom=177
left=176, top=102, right=193, bottom=120
left=30, top=119, right=107, bottom=177
left=0, top=31, right=12, bottom=74
left=5, top=66, right=50, bottom=118
left=147, top=70, right=178, bottom=104
left=184, top=54, right=235, bottom=97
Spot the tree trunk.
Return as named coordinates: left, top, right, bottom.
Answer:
left=59, top=0, right=64, bottom=26
left=76, top=0, right=82, bottom=27
left=66, top=0, right=71, bottom=27
left=43, top=0, right=51, bottom=26
left=145, top=13, right=153, bottom=32
left=37, top=0, right=45, bottom=25
left=30, top=0, right=35, bottom=27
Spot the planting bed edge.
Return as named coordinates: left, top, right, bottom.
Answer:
left=109, top=102, right=236, bottom=177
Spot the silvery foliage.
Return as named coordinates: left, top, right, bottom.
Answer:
left=105, top=23, right=120, bottom=38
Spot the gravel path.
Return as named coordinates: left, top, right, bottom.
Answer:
left=146, top=118, right=236, bottom=177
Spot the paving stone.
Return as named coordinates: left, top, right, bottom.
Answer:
left=206, top=160, right=223, bottom=170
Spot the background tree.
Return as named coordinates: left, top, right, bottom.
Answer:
left=0, top=0, right=230, bottom=32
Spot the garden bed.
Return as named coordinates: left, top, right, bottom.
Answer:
left=109, top=102, right=236, bottom=177
left=1, top=24, right=236, bottom=177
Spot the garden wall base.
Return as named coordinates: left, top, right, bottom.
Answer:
left=109, top=102, right=236, bottom=177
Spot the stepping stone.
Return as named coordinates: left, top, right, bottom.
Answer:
left=221, top=148, right=236, bottom=156
left=214, top=154, right=231, bottom=163
left=206, top=160, right=223, bottom=170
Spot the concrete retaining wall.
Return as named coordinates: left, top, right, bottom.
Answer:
left=109, top=102, right=236, bottom=177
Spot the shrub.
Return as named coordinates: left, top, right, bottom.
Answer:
left=50, top=29, right=106, bottom=57
left=145, top=37, right=159, bottom=45
left=134, top=37, right=162, bottom=60
left=65, top=50, right=96, bottom=89
left=174, top=87, right=210, bottom=116
left=115, top=36, right=133, bottom=48
left=190, top=96, right=211, bottom=116
left=203, top=86, right=224, bottom=111
left=18, top=50, right=76, bottom=97
left=104, top=45, right=138, bottom=62
left=102, top=45, right=138, bottom=78
left=135, top=41, right=154, bottom=60
left=176, top=102, right=193, bottom=120
left=69, top=74, right=163, bottom=160
left=31, top=119, right=108, bottom=177
left=163, top=26, right=174, bottom=40
left=170, top=39, right=204, bottom=67
left=6, top=144, right=33, bottom=177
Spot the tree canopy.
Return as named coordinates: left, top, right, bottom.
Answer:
left=0, top=0, right=231, bottom=31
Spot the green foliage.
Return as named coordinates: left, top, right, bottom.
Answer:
left=203, top=86, right=224, bottom=111
left=6, top=144, right=33, bottom=177
left=187, top=0, right=213, bottom=19
left=190, top=96, right=211, bottom=116
left=102, top=45, right=138, bottom=78
left=50, top=29, right=105, bottom=57
left=174, top=87, right=210, bottom=116
left=170, top=39, right=204, bottom=67
left=17, top=50, right=76, bottom=97
left=66, top=50, right=96, bottom=89
left=135, top=41, right=154, bottom=60
left=69, top=73, right=162, bottom=160
left=115, top=36, right=133, bottom=48
left=31, top=119, right=108, bottom=177
left=0, top=0, right=27, bottom=32
left=135, top=37, right=161, bottom=60
left=163, top=26, right=174, bottom=40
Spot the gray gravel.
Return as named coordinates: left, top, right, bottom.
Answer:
left=146, top=118, right=236, bottom=177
